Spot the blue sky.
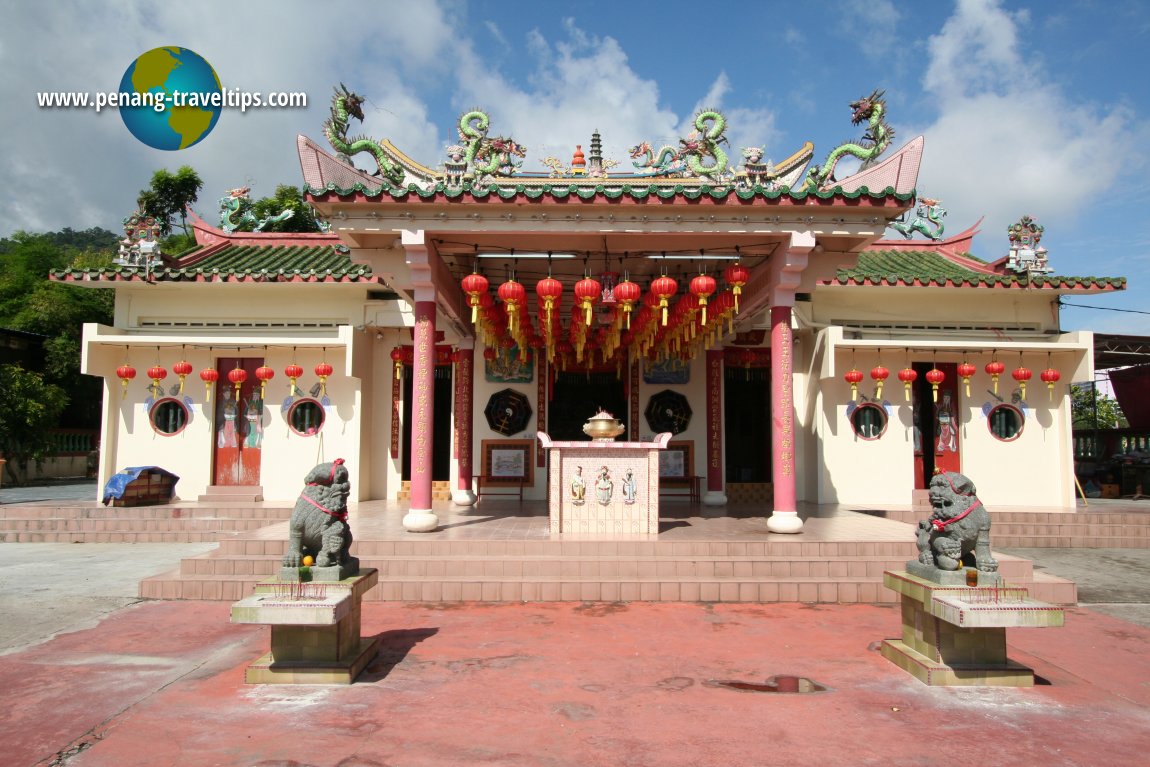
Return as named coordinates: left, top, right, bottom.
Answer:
left=2, top=0, right=1148, bottom=333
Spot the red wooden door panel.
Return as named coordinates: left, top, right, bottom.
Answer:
left=212, top=357, right=265, bottom=486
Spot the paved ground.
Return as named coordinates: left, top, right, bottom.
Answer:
left=0, top=542, right=217, bottom=656
left=1001, top=547, right=1150, bottom=628
left=3, top=600, right=1150, bottom=766
left=2, top=481, right=1149, bottom=765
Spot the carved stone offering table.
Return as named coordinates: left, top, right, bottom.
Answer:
left=881, top=570, right=1064, bottom=687
left=230, top=569, right=378, bottom=684
left=538, top=431, right=672, bottom=536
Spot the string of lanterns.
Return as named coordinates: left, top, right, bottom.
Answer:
left=460, top=260, right=751, bottom=373
left=842, top=351, right=1062, bottom=403
left=111, top=354, right=337, bottom=402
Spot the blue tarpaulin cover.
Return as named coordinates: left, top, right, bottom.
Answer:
left=102, top=466, right=180, bottom=505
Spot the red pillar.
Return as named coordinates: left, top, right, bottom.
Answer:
left=403, top=300, right=439, bottom=531
left=767, top=304, right=802, bottom=532
left=452, top=342, right=476, bottom=505
left=704, top=348, right=727, bottom=505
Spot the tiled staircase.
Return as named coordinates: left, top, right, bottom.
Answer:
left=0, top=503, right=292, bottom=543
left=139, top=533, right=1074, bottom=606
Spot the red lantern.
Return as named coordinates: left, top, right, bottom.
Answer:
left=649, top=275, right=678, bottom=326
left=1041, top=367, right=1061, bottom=401
left=147, top=365, right=167, bottom=397
left=199, top=367, right=219, bottom=401
left=689, top=274, right=717, bottom=325
left=461, top=272, right=489, bottom=324
left=284, top=363, right=304, bottom=396
left=925, top=367, right=945, bottom=402
left=985, top=358, right=1006, bottom=395
left=390, top=348, right=404, bottom=381
left=1012, top=365, right=1032, bottom=400
left=870, top=365, right=890, bottom=400
left=957, top=361, right=977, bottom=397
left=483, top=346, right=497, bottom=362
left=172, top=360, right=193, bottom=395
left=898, top=367, right=917, bottom=402
left=315, top=362, right=334, bottom=396
left=844, top=368, right=864, bottom=401
left=535, top=277, right=564, bottom=327
left=255, top=365, right=275, bottom=397
left=613, top=279, right=642, bottom=329
left=116, top=364, right=136, bottom=399
left=497, top=279, right=527, bottom=332
left=724, top=263, right=750, bottom=312
left=573, top=277, right=601, bottom=326
left=227, top=366, right=248, bottom=397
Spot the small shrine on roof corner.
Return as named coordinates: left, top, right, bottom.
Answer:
left=52, top=86, right=1126, bottom=533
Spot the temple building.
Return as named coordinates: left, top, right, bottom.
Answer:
left=52, top=88, right=1124, bottom=532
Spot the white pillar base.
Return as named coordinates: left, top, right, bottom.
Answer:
left=767, top=510, right=804, bottom=534
left=702, top=491, right=728, bottom=506
left=402, top=509, right=440, bottom=533
left=451, top=489, right=477, bottom=507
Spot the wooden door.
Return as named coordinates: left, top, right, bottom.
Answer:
left=912, top=361, right=961, bottom=489
left=212, top=357, right=265, bottom=485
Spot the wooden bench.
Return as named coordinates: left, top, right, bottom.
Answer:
left=473, top=475, right=526, bottom=503
left=658, top=475, right=702, bottom=502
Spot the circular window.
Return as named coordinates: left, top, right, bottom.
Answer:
left=150, top=398, right=190, bottom=435
left=288, top=399, right=326, bottom=436
left=987, top=403, right=1024, bottom=441
left=849, top=403, right=887, bottom=440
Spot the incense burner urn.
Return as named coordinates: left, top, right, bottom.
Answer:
left=583, top=411, right=625, bottom=442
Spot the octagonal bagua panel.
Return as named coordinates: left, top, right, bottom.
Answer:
left=645, top=389, right=692, bottom=435
left=484, top=388, right=533, bottom=436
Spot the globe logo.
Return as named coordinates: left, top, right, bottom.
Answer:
left=119, top=47, right=222, bottom=150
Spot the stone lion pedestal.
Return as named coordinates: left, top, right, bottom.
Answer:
left=230, top=569, right=378, bottom=685
left=881, top=570, right=1064, bottom=687
left=882, top=470, right=1066, bottom=686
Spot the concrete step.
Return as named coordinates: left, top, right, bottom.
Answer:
left=140, top=570, right=905, bottom=604
left=180, top=553, right=913, bottom=578
left=140, top=569, right=1075, bottom=606
left=0, top=505, right=292, bottom=520
left=212, top=536, right=920, bottom=558
left=994, top=535, right=1150, bottom=548
left=2, top=530, right=227, bottom=543
left=198, top=485, right=263, bottom=502
left=0, top=517, right=277, bottom=533
left=145, top=538, right=1058, bottom=604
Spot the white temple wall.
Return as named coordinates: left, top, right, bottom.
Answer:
left=82, top=323, right=361, bottom=503
left=810, top=288, right=1060, bottom=331
left=812, top=343, right=1077, bottom=509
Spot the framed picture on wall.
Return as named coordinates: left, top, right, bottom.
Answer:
left=659, top=441, right=693, bottom=479
left=481, top=439, right=535, bottom=485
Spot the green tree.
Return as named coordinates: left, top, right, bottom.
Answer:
left=1071, top=383, right=1127, bottom=429
left=0, top=231, right=116, bottom=429
left=137, top=165, right=203, bottom=237
left=244, top=185, right=323, bottom=233
left=0, top=364, right=69, bottom=485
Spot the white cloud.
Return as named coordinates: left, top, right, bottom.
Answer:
left=0, top=2, right=456, bottom=237
left=451, top=25, right=682, bottom=170
left=907, top=0, right=1142, bottom=259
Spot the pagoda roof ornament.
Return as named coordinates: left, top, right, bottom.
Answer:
left=1004, top=215, right=1052, bottom=275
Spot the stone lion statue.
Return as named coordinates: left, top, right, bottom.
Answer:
left=282, top=458, right=355, bottom=571
left=916, top=471, right=998, bottom=572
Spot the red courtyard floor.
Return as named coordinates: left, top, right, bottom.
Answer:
left=4, top=599, right=1149, bottom=766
